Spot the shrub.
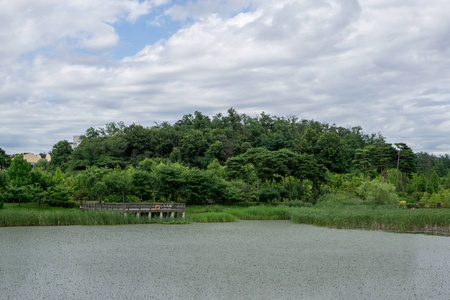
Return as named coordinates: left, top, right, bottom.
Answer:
left=45, top=199, right=76, bottom=208
left=317, top=192, right=362, bottom=206
left=356, top=180, right=398, bottom=205
left=258, top=187, right=280, bottom=202
left=0, top=200, right=3, bottom=209
left=126, top=195, right=141, bottom=202
left=283, top=200, right=313, bottom=208
left=104, top=194, right=122, bottom=203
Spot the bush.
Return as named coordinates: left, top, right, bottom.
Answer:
left=356, top=180, right=398, bottom=205
left=317, top=192, right=362, bottom=206
left=104, top=194, right=122, bottom=203
left=45, top=199, right=76, bottom=208
left=258, top=187, right=280, bottom=202
left=0, top=201, right=3, bottom=209
left=126, top=195, right=141, bottom=202
left=283, top=200, right=313, bottom=208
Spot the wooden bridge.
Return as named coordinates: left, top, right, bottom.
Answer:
left=80, top=201, right=186, bottom=219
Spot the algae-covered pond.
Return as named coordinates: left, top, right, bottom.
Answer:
left=1, top=221, right=449, bottom=299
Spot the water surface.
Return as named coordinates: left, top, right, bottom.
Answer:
left=1, top=221, right=449, bottom=299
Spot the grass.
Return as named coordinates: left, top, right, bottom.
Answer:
left=0, top=203, right=189, bottom=226
left=2, top=200, right=450, bottom=235
left=186, top=201, right=450, bottom=235
left=288, top=203, right=450, bottom=234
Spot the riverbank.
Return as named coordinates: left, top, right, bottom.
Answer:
left=186, top=204, right=450, bottom=235
left=0, top=203, right=188, bottom=226
left=1, top=202, right=449, bottom=235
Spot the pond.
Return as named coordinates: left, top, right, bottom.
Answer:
left=1, top=221, right=449, bottom=299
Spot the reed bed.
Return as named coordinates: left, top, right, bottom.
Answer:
left=227, top=206, right=290, bottom=220
left=289, top=205, right=450, bottom=235
left=2, top=202, right=449, bottom=235
left=187, top=212, right=237, bottom=223
left=0, top=206, right=189, bottom=226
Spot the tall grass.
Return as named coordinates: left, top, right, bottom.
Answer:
left=289, top=204, right=450, bottom=234
left=227, top=206, right=290, bottom=220
left=186, top=205, right=290, bottom=221
left=2, top=201, right=449, bottom=235
left=0, top=204, right=189, bottom=226
left=188, top=212, right=237, bottom=223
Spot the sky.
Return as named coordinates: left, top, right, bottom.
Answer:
left=1, top=0, right=449, bottom=155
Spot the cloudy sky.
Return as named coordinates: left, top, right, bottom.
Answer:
left=1, top=0, right=449, bottom=155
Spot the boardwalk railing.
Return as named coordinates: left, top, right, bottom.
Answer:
left=80, top=201, right=186, bottom=218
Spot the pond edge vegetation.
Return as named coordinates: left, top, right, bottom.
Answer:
left=2, top=194, right=449, bottom=236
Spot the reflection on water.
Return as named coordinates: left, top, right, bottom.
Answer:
left=1, top=221, right=449, bottom=299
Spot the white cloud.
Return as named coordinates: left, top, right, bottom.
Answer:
left=1, top=0, right=450, bottom=155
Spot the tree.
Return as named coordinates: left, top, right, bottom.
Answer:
left=373, top=141, right=396, bottom=182
left=103, top=166, right=132, bottom=202
left=73, top=166, right=110, bottom=202
left=153, top=163, right=186, bottom=201
left=207, top=159, right=225, bottom=178
left=243, top=147, right=275, bottom=189
left=426, top=171, right=441, bottom=194
left=224, top=155, right=247, bottom=183
left=50, top=184, right=72, bottom=207
left=274, top=149, right=297, bottom=190
left=34, top=159, right=50, bottom=171
left=394, top=143, right=416, bottom=192
left=295, top=127, right=320, bottom=155
left=0, top=147, right=11, bottom=170
left=353, top=147, right=373, bottom=182
left=8, top=155, right=32, bottom=187
left=316, top=131, right=351, bottom=173
left=132, top=169, right=159, bottom=201
left=357, top=180, right=399, bottom=205
left=205, top=141, right=226, bottom=163
left=50, top=140, right=73, bottom=170
left=0, top=171, right=9, bottom=191
left=31, top=168, right=55, bottom=206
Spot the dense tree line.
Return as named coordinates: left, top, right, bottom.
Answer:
left=1, top=108, right=449, bottom=207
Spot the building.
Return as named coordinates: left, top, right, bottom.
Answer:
left=69, top=135, right=81, bottom=149
left=10, top=153, right=52, bottom=166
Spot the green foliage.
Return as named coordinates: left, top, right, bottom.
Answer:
left=8, top=155, right=32, bottom=186
left=422, top=189, right=450, bottom=208
left=132, top=169, right=158, bottom=201
left=258, top=187, right=280, bottom=202
left=4, top=185, right=36, bottom=205
left=316, top=131, right=351, bottom=173
left=188, top=212, right=237, bottom=223
left=0, top=171, right=9, bottom=190
left=50, top=140, right=73, bottom=170
left=206, top=159, right=225, bottom=178
left=0, top=204, right=188, bottom=226
left=283, top=200, right=313, bottom=208
left=289, top=204, right=450, bottom=233
left=426, top=171, right=441, bottom=194
left=0, top=147, right=11, bottom=170
left=224, top=181, right=246, bottom=204
left=154, top=163, right=186, bottom=201
left=50, top=184, right=72, bottom=207
left=356, top=180, right=399, bottom=205
left=4, top=109, right=449, bottom=209
left=0, top=201, right=3, bottom=209
left=103, top=166, right=132, bottom=202
left=33, top=158, right=50, bottom=171
left=316, top=192, right=363, bottom=206
left=227, top=206, right=290, bottom=220
left=71, top=135, right=129, bottom=170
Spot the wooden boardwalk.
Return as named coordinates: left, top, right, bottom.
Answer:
left=80, top=201, right=186, bottom=218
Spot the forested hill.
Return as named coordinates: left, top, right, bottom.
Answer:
left=2, top=108, right=449, bottom=206
left=49, top=108, right=449, bottom=178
